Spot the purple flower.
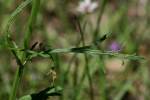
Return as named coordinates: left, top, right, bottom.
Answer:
left=109, top=41, right=121, bottom=52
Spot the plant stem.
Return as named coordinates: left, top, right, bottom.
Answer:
left=76, top=18, right=94, bottom=100
left=24, top=0, right=40, bottom=49
left=9, top=0, right=40, bottom=100
left=94, top=0, right=108, bottom=40
left=93, top=0, right=108, bottom=100
left=9, top=49, right=24, bottom=100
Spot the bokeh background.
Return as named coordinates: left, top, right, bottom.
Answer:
left=0, top=0, right=149, bottom=100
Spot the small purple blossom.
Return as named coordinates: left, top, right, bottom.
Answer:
left=109, top=41, right=121, bottom=52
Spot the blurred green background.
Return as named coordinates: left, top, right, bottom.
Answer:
left=0, top=0, right=149, bottom=100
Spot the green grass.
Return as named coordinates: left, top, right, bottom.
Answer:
left=0, top=0, right=149, bottom=100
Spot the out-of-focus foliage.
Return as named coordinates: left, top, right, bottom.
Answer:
left=0, top=0, right=149, bottom=100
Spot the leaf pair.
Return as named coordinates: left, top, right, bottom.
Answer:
left=19, top=86, right=62, bottom=100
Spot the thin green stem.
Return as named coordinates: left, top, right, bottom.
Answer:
left=76, top=18, right=94, bottom=100
left=97, top=56, right=106, bottom=100
left=8, top=37, right=25, bottom=100
left=9, top=60, right=24, bottom=100
left=24, top=0, right=40, bottom=49
left=9, top=0, right=40, bottom=100
left=93, top=0, right=108, bottom=100
left=94, top=0, right=108, bottom=40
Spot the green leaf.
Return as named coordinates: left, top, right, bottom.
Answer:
left=19, top=95, right=32, bottom=100
left=4, top=0, right=32, bottom=35
left=19, top=86, right=62, bottom=100
left=12, top=46, right=144, bottom=60
left=38, top=52, right=50, bottom=58
left=46, top=86, right=62, bottom=94
left=27, top=46, right=144, bottom=61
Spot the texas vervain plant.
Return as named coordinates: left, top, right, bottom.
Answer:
left=6, top=0, right=40, bottom=100
left=1, top=0, right=146, bottom=100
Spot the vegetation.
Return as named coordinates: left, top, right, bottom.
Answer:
left=0, top=0, right=149, bottom=100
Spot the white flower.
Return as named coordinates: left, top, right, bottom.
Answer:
left=77, top=0, right=98, bottom=14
